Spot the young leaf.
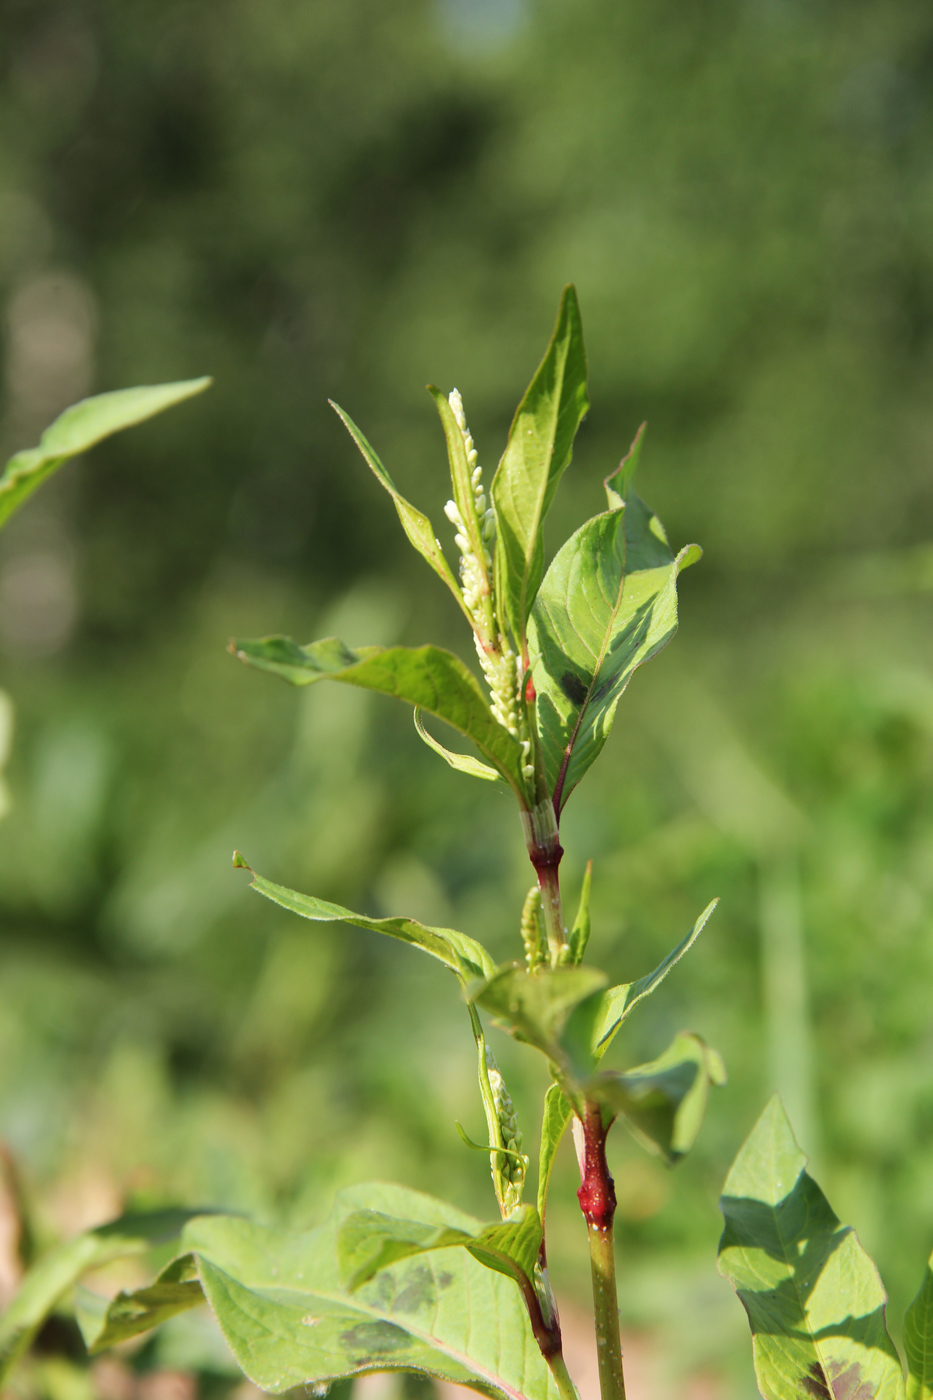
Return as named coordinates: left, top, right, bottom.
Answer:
left=537, top=1084, right=573, bottom=1219
left=469, top=964, right=608, bottom=1067
left=585, top=899, right=719, bottom=1060
left=230, top=636, right=527, bottom=795
left=587, top=1031, right=725, bottom=1165
left=330, top=401, right=469, bottom=622
left=183, top=1185, right=562, bottom=1400
left=75, top=1254, right=204, bottom=1354
left=492, top=286, right=589, bottom=648
left=719, top=1097, right=904, bottom=1400
left=337, top=1204, right=542, bottom=1296
left=0, top=379, right=211, bottom=531
left=905, top=1251, right=933, bottom=1400
left=414, top=708, right=503, bottom=783
left=568, top=861, right=593, bottom=964
left=234, top=855, right=496, bottom=984
left=529, top=475, right=701, bottom=810
left=0, top=1209, right=201, bottom=1383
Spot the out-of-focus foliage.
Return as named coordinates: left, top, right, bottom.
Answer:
left=3, top=0, right=933, bottom=1396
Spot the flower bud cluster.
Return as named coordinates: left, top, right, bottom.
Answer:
left=445, top=389, right=534, bottom=784
left=521, top=885, right=546, bottom=972
left=485, top=1046, right=526, bottom=1210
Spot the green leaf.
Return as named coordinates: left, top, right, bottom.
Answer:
left=184, top=1185, right=561, bottom=1400
left=75, top=1255, right=204, bottom=1354
left=585, top=900, right=719, bottom=1061
left=414, top=708, right=502, bottom=783
left=337, top=1204, right=541, bottom=1295
left=230, top=636, right=527, bottom=795
left=0, top=1209, right=201, bottom=1383
left=568, top=861, right=592, bottom=964
left=234, top=854, right=496, bottom=984
left=528, top=453, right=702, bottom=808
left=0, top=379, right=211, bottom=531
left=588, top=1031, right=725, bottom=1165
left=905, top=1252, right=933, bottom=1399
left=491, top=286, right=589, bottom=648
left=330, top=401, right=469, bottom=622
left=719, top=1097, right=904, bottom=1400
left=537, top=1084, right=573, bottom=1220
left=469, top=964, right=608, bottom=1068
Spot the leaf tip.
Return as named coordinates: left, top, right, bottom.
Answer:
left=232, top=851, right=252, bottom=873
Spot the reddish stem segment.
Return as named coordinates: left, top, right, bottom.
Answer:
left=577, top=1103, right=626, bottom=1400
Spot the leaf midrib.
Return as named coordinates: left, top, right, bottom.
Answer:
left=200, top=1255, right=544, bottom=1400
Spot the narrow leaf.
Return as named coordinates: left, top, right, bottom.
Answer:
left=905, top=1252, right=933, bottom=1400
left=0, top=1209, right=201, bottom=1383
left=0, top=379, right=211, bottom=531
left=234, top=855, right=496, bottom=984
left=588, top=1031, right=725, bottom=1165
left=337, top=1204, right=542, bottom=1295
left=414, top=708, right=502, bottom=783
left=492, top=286, right=589, bottom=647
left=529, top=469, right=701, bottom=809
left=75, top=1255, right=204, bottom=1353
left=537, top=1084, right=573, bottom=1220
left=586, top=900, right=719, bottom=1060
left=230, top=636, right=526, bottom=794
left=568, top=861, right=593, bottom=964
left=719, top=1097, right=904, bottom=1400
left=184, top=1186, right=561, bottom=1400
left=330, top=401, right=468, bottom=620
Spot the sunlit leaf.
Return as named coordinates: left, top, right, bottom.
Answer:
left=234, top=854, right=496, bottom=984
left=585, top=900, right=719, bottom=1060
left=184, top=1185, right=561, bottom=1400
left=492, top=286, right=589, bottom=648
left=537, top=1084, right=573, bottom=1220
left=588, top=1031, right=725, bottom=1165
left=528, top=437, right=701, bottom=808
left=905, top=1252, right=933, bottom=1400
left=0, top=1209, right=201, bottom=1383
left=75, top=1254, right=204, bottom=1354
left=0, top=379, right=211, bottom=531
left=330, top=401, right=469, bottom=621
left=469, top=964, right=607, bottom=1069
left=568, top=861, right=592, bottom=965
left=414, top=708, right=502, bottom=783
left=719, top=1097, right=904, bottom=1400
left=230, top=636, right=526, bottom=794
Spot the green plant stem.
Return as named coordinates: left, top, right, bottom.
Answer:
left=547, top=1348, right=580, bottom=1400
left=520, top=797, right=566, bottom=958
left=577, top=1102, right=625, bottom=1400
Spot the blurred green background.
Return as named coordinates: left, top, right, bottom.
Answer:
left=3, top=0, right=933, bottom=1395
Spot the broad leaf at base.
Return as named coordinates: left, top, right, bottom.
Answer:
left=719, top=1097, right=904, bottom=1400
left=906, top=1252, right=933, bottom=1400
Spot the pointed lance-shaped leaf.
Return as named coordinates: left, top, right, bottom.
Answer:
left=75, top=1255, right=204, bottom=1354
left=184, top=1185, right=562, bottom=1400
left=905, top=1252, right=933, bottom=1400
left=230, top=636, right=527, bottom=796
left=537, top=1084, right=573, bottom=1221
left=491, top=285, right=589, bottom=649
left=587, top=1032, right=725, bottom=1166
left=234, top=855, right=496, bottom=985
left=0, top=378, right=211, bottom=531
left=0, top=1209, right=202, bottom=1384
left=330, top=401, right=470, bottom=624
left=719, top=1097, right=904, bottom=1400
left=414, top=708, right=503, bottom=783
left=528, top=429, right=701, bottom=810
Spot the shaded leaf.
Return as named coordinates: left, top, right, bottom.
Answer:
left=719, top=1097, right=904, bottom=1400
left=0, top=1209, right=200, bottom=1383
left=234, top=855, right=496, bottom=984
left=337, top=1204, right=541, bottom=1295
left=184, top=1185, right=561, bottom=1400
left=230, top=636, right=526, bottom=794
left=529, top=458, right=701, bottom=808
left=75, top=1255, right=203, bottom=1353
left=414, top=708, right=502, bottom=783
left=469, top=964, right=607, bottom=1069
left=905, top=1252, right=933, bottom=1400
left=330, top=401, right=468, bottom=621
left=0, top=379, right=211, bottom=531
left=537, top=1084, right=573, bottom=1220
left=492, top=286, right=589, bottom=648
left=585, top=900, right=719, bottom=1060
left=588, top=1031, right=725, bottom=1165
